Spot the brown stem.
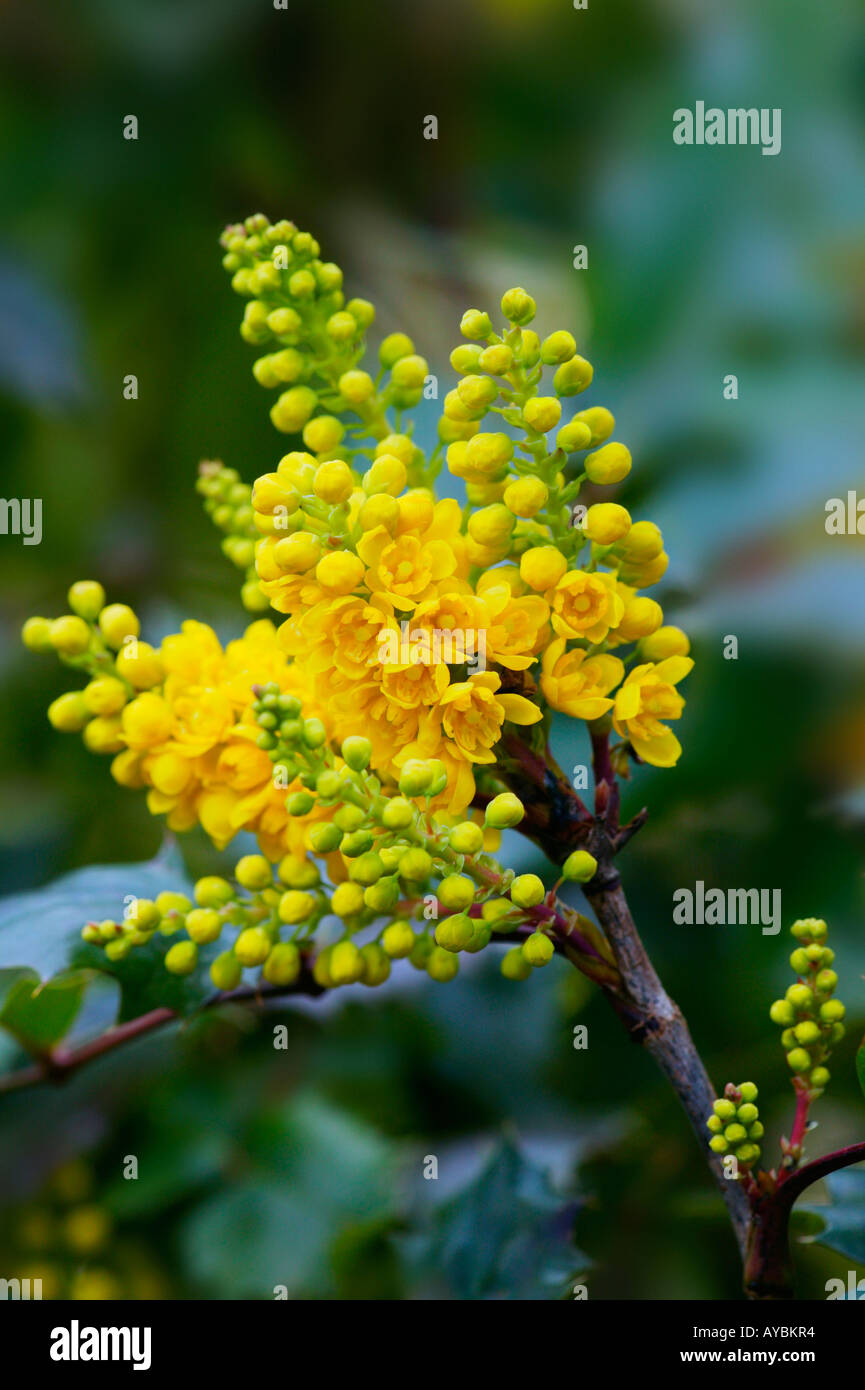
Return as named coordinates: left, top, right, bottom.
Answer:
left=0, top=968, right=324, bottom=1096
left=583, top=859, right=750, bottom=1256
left=743, top=1141, right=865, bottom=1299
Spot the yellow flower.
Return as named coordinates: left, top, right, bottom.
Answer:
left=382, top=659, right=450, bottom=710
left=163, top=684, right=236, bottom=758
left=612, top=656, right=694, bottom=767
left=438, top=671, right=541, bottom=765
left=480, top=583, right=549, bottom=671
left=122, top=693, right=174, bottom=751
left=549, top=569, right=625, bottom=643
left=540, top=639, right=623, bottom=719
left=301, top=594, right=397, bottom=680
left=358, top=525, right=456, bottom=610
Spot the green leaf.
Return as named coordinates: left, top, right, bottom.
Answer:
left=0, top=970, right=90, bottom=1053
left=409, top=1135, right=587, bottom=1300
left=800, top=1168, right=865, bottom=1264
left=181, top=1092, right=399, bottom=1298
left=0, top=841, right=204, bottom=1024
left=856, top=1035, right=865, bottom=1105
left=0, top=840, right=189, bottom=984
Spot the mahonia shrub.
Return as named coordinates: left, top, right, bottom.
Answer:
left=22, top=211, right=688, bottom=997
left=20, top=215, right=864, bottom=1301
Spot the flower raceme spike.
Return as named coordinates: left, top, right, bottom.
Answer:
left=24, top=213, right=691, bottom=866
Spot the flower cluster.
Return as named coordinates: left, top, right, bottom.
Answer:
left=22, top=211, right=691, bottom=991
left=81, top=684, right=615, bottom=992
left=219, top=212, right=692, bottom=814
left=705, top=918, right=846, bottom=1180
left=768, top=917, right=845, bottom=1097
left=706, top=1082, right=763, bottom=1170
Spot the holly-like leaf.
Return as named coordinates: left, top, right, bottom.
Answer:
left=0, top=841, right=203, bottom=1029
left=0, top=970, right=91, bottom=1054
left=800, top=1167, right=865, bottom=1264
left=409, top=1135, right=587, bottom=1300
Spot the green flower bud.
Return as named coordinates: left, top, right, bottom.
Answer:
left=809, top=1066, right=831, bottom=1088
left=278, top=890, right=315, bottom=924
left=165, top=941, right=198, bottom=976
left=426, top=945, right=459, bottom=982
left=815, top=968, right=838, bottom=993
left=712, top=1099, right=736, bottom=1120
left=819, top=999, right=845, bottom=1022
left=67, top=580, right=107, bottom=621
left=738, top=1082, right=758, bottom=1103
left=706, top=1115, right=723, bottom=1133
left=501, top=946, right=533, bottom=981
left=500, top=287, right=536, bottom=325
left=185, top=909, right=223, bottom=945
left=793, top=1021, right=821, bottom=1046
left=48, top=692, right=90, bottom=733
left=379, top=332, right=414, bottom=368
left=341, top=736, right=372, bottom=771
left=277, top=854, right=320, bottom=888
left=435, top=914, right=476, bottom=953
left=308, top=822, right=344, bottom=853
left=347, top=851, right=384, bottom=885
left=194, top=876, right=235, bottom=908
left=748, top=1122, right=764, bottom=1140
left=210, top=952, right=242, bottom=991
left=341, top=830, right=375, bottom=858
left=399, top=848, right=433, bottom=881
left=786, top=984, right=813, bottom=1010
left=736, top=1103, right=759, bottom=1125
left=450, top=344, right=484, bottom=374
left=460, top=309, right=493, bottom=340
left=333, top=804, right=366, bottom=832
left=408, top=935, right=434, bottom=970
left=398, top=760, right=435, bottom=797
left=786, top=1047, right=811, bottom=1072
left=769, top=999, right=796, bottom=1026
left=789, top=948, right=811, bottom=974
left=234, top=927, right=272, bottom=967
left=734, top=1143, right=760, bottom=1166
left=263, top=942, right=301, bottom=986
left=381, top=920, right=415, bottom=959
left=481, top=898, right=515, bottom=930
left=330, top=940, right=365, bottom=986
left=510, top=874, right=546, bottom=908
left=302, top=717, right=327, bottom=748
left=315, top=769, right=343, bottom=800
left=780, top=1028, right=797, bottom=1049
left=723, top=1123, right=748, bottom=1144
left=561, top=850, right=598, bottom=883
left=540, top=330, right=577, bottom=365
left=21, top=616, right=55, bottom=652
left=235, top=854, right=274, bottom=891
left=708, top=1135, right=729, bottom=1154
left=381, top=797, right=415, bottom=830
left=553, top=356, right=594, bottom=397
left=50, top=615, right=92, bottom=655
left=462, top=921, right=492, bottom=954
left=522, top=932, right=554, bottom=968
left=438, top=875, right=476, bottom=911
left=360, top=942, right=391, bottom=987
left=286, top=791, right=315, bottom=816
left=363, top=876, right=400, bottom=912
left=448, top=821, right=485, bottom=855
left=484, top=792, right=525, bottom=829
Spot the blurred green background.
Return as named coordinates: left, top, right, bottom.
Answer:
left=1, top=0, right=864, bottom=1299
